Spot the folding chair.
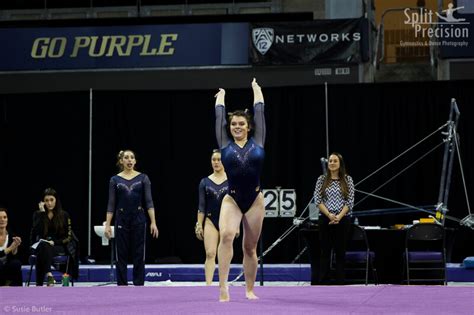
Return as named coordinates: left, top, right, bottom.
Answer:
left=403, top=223, right=446, bottom=285
left=343, top=224, right=378, bottom=285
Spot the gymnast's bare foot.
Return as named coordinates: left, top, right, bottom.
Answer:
left=246, top=290, right=259, bottom=300
left=219, top=286, right=230, bottom=302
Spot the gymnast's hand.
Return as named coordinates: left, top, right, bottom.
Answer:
left=195, top=223, right=204, bottom=241
left=214, top=88, right=226, bottom=106
left=251, top=78, right=264, bottom=104
left=251, top=78, right=260, bottom=90
left=150, top=222, right=159, bottom=239
left=104, top=225, right=112, bottom=239
left=214, top=88, right=225, bottom=98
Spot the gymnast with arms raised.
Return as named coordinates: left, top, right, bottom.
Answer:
left=214, top=78, right=266, bottom=302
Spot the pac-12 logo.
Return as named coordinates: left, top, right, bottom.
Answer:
left=252, top=28, right=274, bottom=55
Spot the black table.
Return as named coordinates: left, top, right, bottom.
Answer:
left=299, top=224, right=456, bottom=284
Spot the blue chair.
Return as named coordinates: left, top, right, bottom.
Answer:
left=403, top=223, right=446, bottom=285
left=26, top=254, right=73, bottom=286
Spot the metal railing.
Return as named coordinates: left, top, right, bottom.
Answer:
left=0, top=1, right=281, bottom=21
left=373, top=7, right=433, bottom=69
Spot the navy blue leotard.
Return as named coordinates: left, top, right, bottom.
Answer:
left=107, top=173, right=154, bottom=286
left=215, top=102, right=266, bottom=213
left=198, top=177, right=229, bottom=229
left=107, top=173, right=154, bottom=215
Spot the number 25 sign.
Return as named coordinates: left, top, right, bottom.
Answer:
left=263, top=189, right=296, bottom=217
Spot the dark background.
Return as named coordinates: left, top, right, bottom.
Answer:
left=1, top=80, right=473, bottom=265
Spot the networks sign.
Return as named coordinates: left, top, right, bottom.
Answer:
left=403, top=3, right=470, bottom=48
left=250, top=18, right=369, bottom=65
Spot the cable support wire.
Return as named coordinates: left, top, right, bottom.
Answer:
left=230, top=196, right=314, bottom=282
left=356, top=122, right=449, bottom=187
left=291, top=246, right=307, bottom=264
left=354, top=141, right=445, bottom=208
left=351, top=205, right=433, bottom=217
left=355, top=189, right=461, bottom=223
left=454, top=130, right=472, bottom=215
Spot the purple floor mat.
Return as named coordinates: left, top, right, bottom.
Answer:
left=1, top=285, right=473, bottom=314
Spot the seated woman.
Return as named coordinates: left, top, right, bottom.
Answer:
left=0, top=207, right=23, bottom=286
left=30, top=188, right=73, bottom=286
